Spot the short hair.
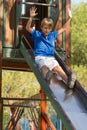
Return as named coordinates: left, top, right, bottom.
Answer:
left=41, top=18, right=53, bottom=28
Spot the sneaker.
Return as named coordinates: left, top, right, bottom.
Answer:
left=64, top=88, right=73, bottom=101
left=45, top=70, right=53, bottom=84
left=68, top=72, right=76, bottom=89
left=66, top=88, right=73, bottom=96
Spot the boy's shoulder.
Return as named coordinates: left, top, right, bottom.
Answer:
left=32, top=29, right=42, bottom=37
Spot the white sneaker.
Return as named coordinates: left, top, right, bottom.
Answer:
left=68, top=72, right=76, bottom=89
left=46, top=70, right=53, bottom=84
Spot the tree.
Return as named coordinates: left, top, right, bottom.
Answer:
left=71, top=3, right=87, bottom=66
left=2, top=70, right=40, bottom=97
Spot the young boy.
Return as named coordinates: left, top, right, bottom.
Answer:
left=26, top=7, right=76, bottom=89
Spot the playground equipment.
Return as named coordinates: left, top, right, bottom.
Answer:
left=0, top=0, right=87, bottom=130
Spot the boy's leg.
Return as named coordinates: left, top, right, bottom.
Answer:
left=65, top=72, right=76, bottom=100
left=52, top=65, right=68, bottom=83
left=45, top=70, right=54, bottom=84
left=52, top=66, right=76, bottom=88
left=68, top=71, right=76, bottom=89
left=40, top=65, right=49, bottom=79
left=35, top=57, right=54, bottom=84
left=40, top=65, right=53, bottom=84
left=52, top=66, right=76, bottom=97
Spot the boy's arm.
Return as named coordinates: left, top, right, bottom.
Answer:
left=58, top=9, right=72, bottom=35
left=58, top=26, right=66, bottom=35
left=58, top=18, right=71, bottom=34
left=26, top=17, right=33, bottom=34
left=26, top=7, right=38, bottom=34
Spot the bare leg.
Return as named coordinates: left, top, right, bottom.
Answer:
left=52, top=65, right=68, bottom=83
left=40, top=65, right=54, bottom=84
left=40, top=65, right=49, bottom=79
left=40, top=65, right=68, bottom=84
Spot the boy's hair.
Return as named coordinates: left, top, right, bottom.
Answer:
left=41, top=18, right=53, bottom=28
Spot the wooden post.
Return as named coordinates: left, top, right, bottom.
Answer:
left=55, top=0, right=63, bottom=47
left=66, top=0, right=71, bottom=67
left=5, top=0, right=16, bottom=46
left=55, top=0, right=71, bottom=67
left=40, top=89, right=47, bottom=130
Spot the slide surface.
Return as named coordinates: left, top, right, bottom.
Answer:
left=49, top=79, right=87, bottom=130
left=20, top=41, right=87, bottom=130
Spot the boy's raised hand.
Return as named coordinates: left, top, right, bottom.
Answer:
left=30, top=6, right=38, bottom=18
left=62, top=9, right=72, bottom=31
left=68, top=8, right=72, bottom=18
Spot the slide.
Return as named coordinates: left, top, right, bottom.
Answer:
left=20, top=39, right=87, bottom=130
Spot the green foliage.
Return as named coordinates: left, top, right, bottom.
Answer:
left=2, top=70, right=40, bottom=128
left=71, top=3, right=87, bottom=91
left=2, top=70, right=40, bottom=98
left=3, top=107, right=10, bottom=129
left=71, top=3, right=87, bottom=66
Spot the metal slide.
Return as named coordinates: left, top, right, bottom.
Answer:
left=20, top=40, right=87, bottom=130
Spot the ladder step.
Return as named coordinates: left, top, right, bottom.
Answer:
left=20, top=2, right=58, bottom=8
left=20, top=16, right=39, bottom=20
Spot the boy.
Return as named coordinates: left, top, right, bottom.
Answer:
left=26, top=7, right=76, bottom=89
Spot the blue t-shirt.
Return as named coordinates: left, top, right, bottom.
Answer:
left=30, top=30, right=58, bottom=57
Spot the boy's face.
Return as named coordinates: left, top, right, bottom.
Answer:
left=41, top=25, right=52, bottom=37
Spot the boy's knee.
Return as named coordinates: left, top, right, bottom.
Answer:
left=40, top=65, right=49, bottom=79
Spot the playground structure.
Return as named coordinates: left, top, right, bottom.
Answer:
left=0, top=0, right=87, bottom=130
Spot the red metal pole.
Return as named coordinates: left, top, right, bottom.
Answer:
left=40, top=89, right=47, bottom=130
